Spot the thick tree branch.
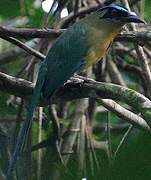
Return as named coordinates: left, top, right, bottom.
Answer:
left=0, top=72, right=151, bottom=126
left=115, top=31, right=151, bottom=44
left=0, top=26, right=65, bottom=39
left=0, top=26, right=150, bottom=44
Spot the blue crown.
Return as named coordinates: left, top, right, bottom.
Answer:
left=97, top=3, right=128, bottom=13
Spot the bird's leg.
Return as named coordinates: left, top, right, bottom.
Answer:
left=65, top=73, right=84, bottom=85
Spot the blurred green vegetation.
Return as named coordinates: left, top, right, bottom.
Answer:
left=0, top=0, right=20, bottom=18
left=144, top=0, right=151, bottom=22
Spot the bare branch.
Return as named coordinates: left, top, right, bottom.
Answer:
left=135, top=45, right=151, bottom=97
left=0, top=34, right=45, bottom=60
left=98, top=99, right=150, bottom=131
left=0, top=26, right=150, bottom=44
left=0, top=26, right=65, bottom=39
left=114, top=125, right=133, bottom=159
left=115, top=31, right=151, bottom=44
left=0, top=39, right=39, bottom=65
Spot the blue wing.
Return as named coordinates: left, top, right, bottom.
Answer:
left=42, top=57, right=84, bottom=98
left=41, top=23, right=89, bottom=98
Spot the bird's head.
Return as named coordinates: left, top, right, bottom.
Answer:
left=96, top=4, right=145, bottom=25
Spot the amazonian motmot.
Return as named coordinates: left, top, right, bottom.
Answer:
left=6, top=3, right=145, bottom=179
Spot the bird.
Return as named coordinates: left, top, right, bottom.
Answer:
left=6, top=3, right=145, bottom=179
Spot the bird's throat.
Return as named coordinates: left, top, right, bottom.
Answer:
left=84, top=21, right=121, bottom=69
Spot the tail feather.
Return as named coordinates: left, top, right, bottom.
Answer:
left=6, top=65, right=47, bottom=179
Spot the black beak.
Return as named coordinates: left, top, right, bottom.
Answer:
left=123, top=13, right=146, bottom=24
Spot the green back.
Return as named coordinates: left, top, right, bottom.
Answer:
left=42, top=19, right=91, bottom=98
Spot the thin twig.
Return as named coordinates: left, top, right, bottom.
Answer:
left=37, top=107, right=43, bottom=180
left=0, top=34, right=45, bottom=60
left=107, top=111, right=112, bottom=161
left=114, top=125, right=133, bottom=159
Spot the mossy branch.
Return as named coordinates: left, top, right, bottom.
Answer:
left=0, top=72, right=151, bottom=127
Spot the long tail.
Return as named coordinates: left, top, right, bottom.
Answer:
left=6, top=65, right=47, bottom=179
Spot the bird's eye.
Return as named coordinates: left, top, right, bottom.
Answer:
left=110, top=9, right=118, bottom=17
left=101, top=9, right=119, bottom=19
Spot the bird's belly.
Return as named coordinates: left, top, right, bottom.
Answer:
left=84, top=40, right=111, bottom=69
